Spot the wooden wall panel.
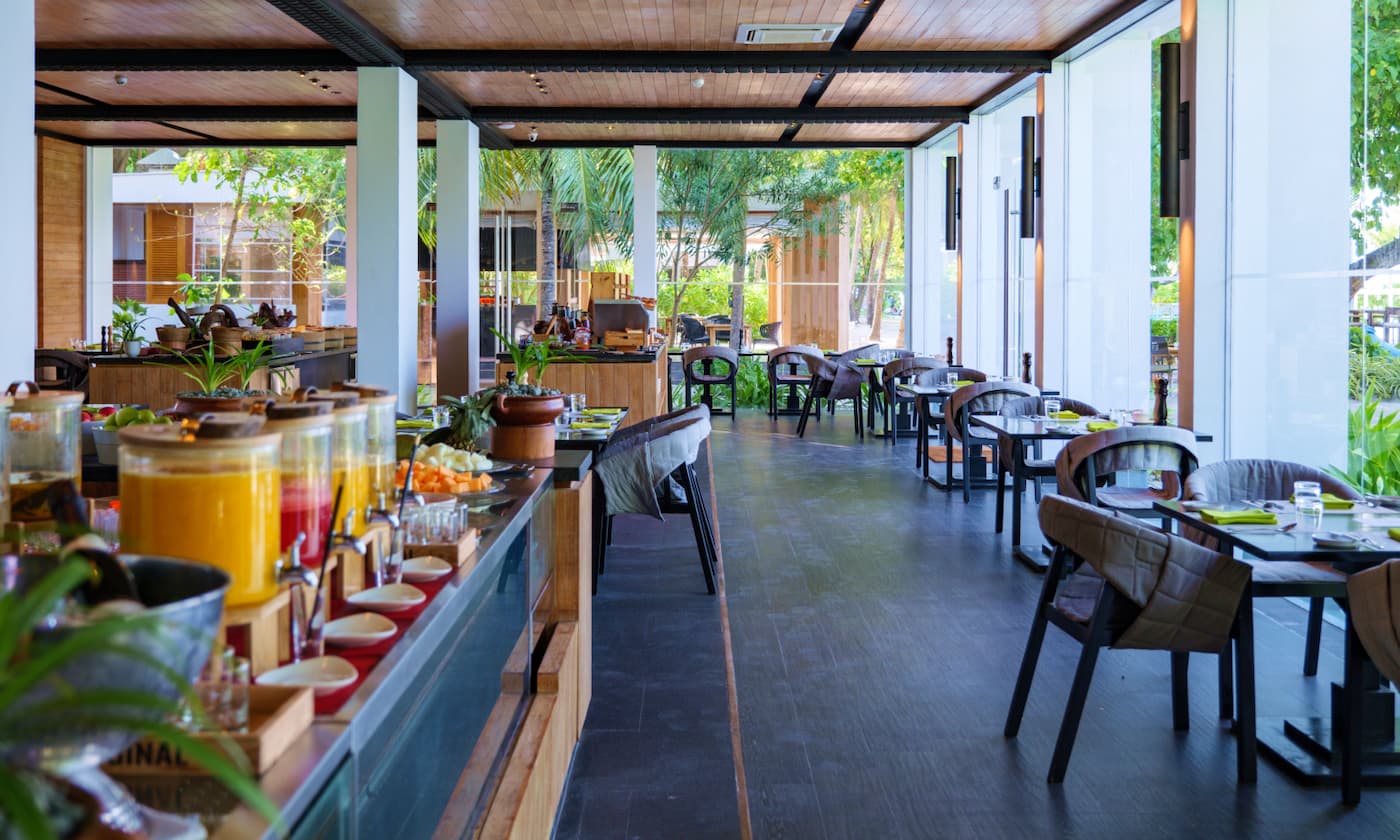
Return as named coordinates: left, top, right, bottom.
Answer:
left=775, top=203, right=850, bottom=350
left=36, top=137, right=85, bottom=348
left=144, top=206, right=191, bottom=305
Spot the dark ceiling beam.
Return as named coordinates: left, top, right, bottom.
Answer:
left=261, top=0, right=402, bottom=65
left=37, top=104, right=361, bottom=122
left=475, top=106, right=968, bottom=124
left=831, top=0, right=886, bottom=52
left=404, top=49, right=1051, bottom=75
left=36, top=48, right=357, bottom=72
left=529, top=140, right=915, bottom=149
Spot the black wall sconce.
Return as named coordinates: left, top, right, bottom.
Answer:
left=1019, top=116, right=1038, bottom=239
left=944, top=155, right=959, bottom=251
left=1159, top=41, right=1191, bottom=218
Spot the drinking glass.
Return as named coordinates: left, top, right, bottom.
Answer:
left=944, top=371, right=958, bottom=387
left=197, top=646, right=233, bottom=732
left=430, top=405, right=450, bottom=428
left=1043, top=398, right=1062, bottom=419
left=383, top=528, right=405, bottom=585
left=1294, top=481, right=1324, bottom=532
left=221, top=657, right=251, bottom=733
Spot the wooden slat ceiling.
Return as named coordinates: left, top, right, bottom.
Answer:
left=31, top=0, right=1154, bottom=147
left=338, top=0, right=858, bottom=51
left=35, top=0, right=330, bottom=49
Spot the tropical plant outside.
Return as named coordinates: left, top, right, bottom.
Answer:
left=1329, top=387, right=1400, bottom=494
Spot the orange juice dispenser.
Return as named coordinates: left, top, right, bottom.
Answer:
left=6, top=382, right=83, bottom=523
left=308, top=391, right=370, bottom=536
left=261, top=400, right=334, bottom=568
left=336, top=383, right=398, bottom=508
left=118, top=414, right=282, bottom=607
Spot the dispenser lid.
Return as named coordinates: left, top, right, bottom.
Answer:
left=308, top=390, right=363, bottom=410
left=119, top=412, right=279, bottom=449
left=5, top=381, right=84, bottom=410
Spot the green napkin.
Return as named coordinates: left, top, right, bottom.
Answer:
left=1085, top=421, right=1119, bottom=432
left=1048, top=410, right=1080, bottom=421
left=1199, top=508, right=1279, bottom=525
left=1389, top=527, right=1400, bottom=542
left=1289, top=492, right=1356, bottom=510
left=397, top=418, right=436, bottom=430
left=854, top=358, right=879, bottom=364
left=581, top=407, right=623, bottom=415
left=571, top=421, right=613, bottom=430
left=953, top=379, right=974, bottom=387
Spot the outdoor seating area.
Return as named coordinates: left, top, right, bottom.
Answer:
left=8, top=0, right=1400, bottom=838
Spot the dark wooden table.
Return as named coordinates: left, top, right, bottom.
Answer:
left=1156, top=498, right=1400, bottom=803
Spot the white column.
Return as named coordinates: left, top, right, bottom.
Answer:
left=959, top=120, right=983, bottom=366
left=1224, top=0, right=1350, bottom=465
left=343, top=146, right=358, bottom=327
left=906, top=148, right=930, bottom=353
left=1039, top=66, right=1069, bottom=391
left=632, top=144, right=658, bottom=326
left=2, top=4, right=35, bottom=383
left=86, top=147, right=114, bottom=342
left=1180, top=0, right=1228, bottom=461
left=354, top=68, right=419, bottom=412
left=436, top=120, right=481, bottom=397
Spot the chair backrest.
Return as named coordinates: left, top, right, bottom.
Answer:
left=678, top=315, right=708, bottom=343
left=881, top=356, right=947, bottom=391
left=835, top=343, right=880, bottom=363
left=682, top=345, right=739, bottom=380
left=758, top=322, right=782, bottom=341
left=943, top=366, right=987, bottom=384
left=34, top=351, right=91, bottom=393
left=999, top=395, right=1101, bottom=419
left=943, top=381, right=1039, bottom=443
left=707, top=314, right=731, bottom=324
left=1184, top=458, right=1361, bottom=504
left=611, top=403, right=710, bottom=449
left=1038, top=494, right=1249, bottom=652
left=1055, top=426, right=1200, bottom=504
left=767, top=344, right=816, bottom=375
left=1349, top=560, right=1400, bottom=684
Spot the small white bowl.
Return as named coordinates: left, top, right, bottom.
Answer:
left=255, top=655, right=357, bottom=695
left=324, top=613, right=398, bottom=648
left=402, top=555, right=453, bottom=583
left=347, top=583, right=426, bottom=613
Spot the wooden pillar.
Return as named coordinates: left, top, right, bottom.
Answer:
left=291, top=206, right=323, bottom=327
left=37, top=137, right=87, bottom=348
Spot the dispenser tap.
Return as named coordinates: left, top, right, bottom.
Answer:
left=274, top=534, right=316, bottom=663
left=365, top=493, right=402, bottom=588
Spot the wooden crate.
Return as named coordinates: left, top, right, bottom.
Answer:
left=105, top=684, right=313, bottom=777
left=602, top=329, right=647, bottom=350
left=222, top=590, right=291, bottom=677
left=405, top=528, right=479, bottom=567
left=332, top=521, right=392, bottom=598
left=590, top=272, right=631, bottom=301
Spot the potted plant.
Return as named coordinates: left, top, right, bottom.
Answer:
left=154, top=341, right=274, bottom=416
left=0, top=554, right=279, bottom=838
left=110, top=299, right=150, bottom=358
left=483, top=329, right=587, bottom=460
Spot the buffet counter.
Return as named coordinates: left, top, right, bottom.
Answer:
left=120, top=450, right=594, bottom=839
left=88, top=350, right=357, bottom=410
left=495, top=348, right=666, bottom=428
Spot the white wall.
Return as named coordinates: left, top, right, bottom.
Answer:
left=908, top=140, right=961, bottom=357
left=86, top=147, right=114, bottom=342
left=633, top=145, right=658, bottom=326
left=1, top=4, right=35, bottom=382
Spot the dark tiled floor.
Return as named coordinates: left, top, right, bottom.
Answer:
left=557, top=409, right=1400, bottom=839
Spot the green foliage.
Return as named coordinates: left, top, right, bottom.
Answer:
left=1328, top=387, right=1400, bottom=494
left=111, top=299, right=150, bottom=344
left=155, top=342, right=253, bottom=395
left=0, top=557, right=279, bottom=837
left=438, top=393, right=494, bottom=453
left=175, top=273, right=240, bottom=307
left=1151, top=280, right=1179, bottom=305
left=1353, top=0, right=1400, bottom=246
left=488, top=327, right=586, bottom=389
left=658, top=266, right=768, bottom=333
left=734, top=359, right=771, bottom=409
left=1150, top=317, right=1179, bottom=342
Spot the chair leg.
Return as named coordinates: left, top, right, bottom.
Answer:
left=962, top=444, right=972, bottom=504
left=1304, top=597, right=1324, bottom=677
left=995, top=461, right=1007, bottom=533
left=853, top=396, right=864, bottom=439
left=1235, top=589, right=1258, bottom=783
left=1005, top=548, right=1069, bottom=738
left=1171, top=651, right=1190, bottom=732
left=685, top=380, right=692, bottom=408
left=1048, top=597, right=1112, bottom=784
left=678, top=466, right=716, bottom=594
left=796, top=387, right=816, bottom=437
left=1218, top=639, right=1235, bottom=720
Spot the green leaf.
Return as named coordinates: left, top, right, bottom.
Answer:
left=0, top=767, right=55, bottom=840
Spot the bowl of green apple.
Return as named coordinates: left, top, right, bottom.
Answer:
left=92, top=405, right=173, bottom=465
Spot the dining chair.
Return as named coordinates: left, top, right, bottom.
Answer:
left=879, top=356, right=946, bottom=442
left=757, top=322, right=782, bottom=345
left=1005, top=494, right=1255, bottom=784
left=34, top=350, right=91, bottom=396
left=943, top=381, right=1039, bottom=502
left=682, top=346, right=739, bottom=420
left=794, top=350, right=865, bottom=440
left=918, top=367, right=987, bottom=480
left=1348, top=558, right=1400, bottom=684
left=677, top=315, right=710, bottom=346
left=766, top=344, right=817, bottom=418
left=1055, top=426, right=1199, bottom=523
left=1182, top=459, right=1360, bottom=718
left=993, top=395, right=1101, bottom=535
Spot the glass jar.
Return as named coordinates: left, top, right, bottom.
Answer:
left=118, top=417, right=282, bottom=607
left=262, top=401, right=335, bottom=568
left=309, top=391, right=371, bottom=536
left=6, top=382, right=83, bottom=523
left=333, top=383, right=399, bottom=507
left=0, top=394, right=11, bottom=524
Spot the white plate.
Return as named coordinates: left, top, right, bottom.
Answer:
left=402, top=555, right=453, bottom=583
left=347, top=583, right=426, bottom=613
left=323, top=613, right=397, bottom=648
left=1313, top=531, right=1359, bottom=550
left=255, top=655, right=357, bottom=695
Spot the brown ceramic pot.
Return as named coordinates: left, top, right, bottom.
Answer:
left=170, top=393, right=251, bottom=417
left=489, top=393, right=565, bottom=460
left=155, top=325, right=192, bottom=351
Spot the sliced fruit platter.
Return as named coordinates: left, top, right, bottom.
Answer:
left=396, top=444, right=494, bottom=494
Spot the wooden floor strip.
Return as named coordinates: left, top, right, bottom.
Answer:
left=705, top=440, right=754, bottom=840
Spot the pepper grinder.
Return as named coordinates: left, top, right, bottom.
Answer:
left=1152, top=377, right=1170, bottom=426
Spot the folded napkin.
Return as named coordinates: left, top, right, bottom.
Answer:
left=1199, top=508, right=1279, bottom=525
left=1389, top=527, right=1400, bottom=542
left=571, top=421, right=613, bottom=430
left=953, top=379, right=974, bottom=387
left=1048, top=410, right=1080, bottom=421
left=1084, top=421, right=1119, bottom=432
left=397, top=418, right=436, bottom=429
left=1289, top=492, right=1356, bottom=510
left=854, top=358, right=879, bottom=364
left=581, top=407, right=623, bottom=415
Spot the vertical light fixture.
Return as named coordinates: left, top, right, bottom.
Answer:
left=944, top=155, right=959, bottom=251
left=1159, top=41, right=1189, bottom=218
left=1019, top=116, right=1038, bottom=239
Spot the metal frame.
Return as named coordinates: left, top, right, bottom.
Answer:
left=473, top=106, right=969, bottom=124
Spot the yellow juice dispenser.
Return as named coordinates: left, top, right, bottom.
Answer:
left=118, top=414, right=282, bottom=607
left=308, top=391, right=370, bottom=536
left=336, top=383, right=398, bottom=509
left=6, top=382, right=83, bottom=523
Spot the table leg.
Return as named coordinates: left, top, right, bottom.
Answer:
left=1011, top=442, right=1024, bottom=546
left=1344, top=614, right=1364, bottom=804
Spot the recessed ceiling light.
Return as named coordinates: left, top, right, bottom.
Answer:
left=498, top=122, right=516, bottom=129
left=692, top=77, right=705, bottom=88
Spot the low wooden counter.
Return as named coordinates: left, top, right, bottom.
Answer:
left=495, top=348, right=666, bottom=427
left=88, top=350, right=356, bottom=410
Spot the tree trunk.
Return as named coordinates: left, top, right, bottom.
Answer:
left=1351, top=236, right=1400, bottom=301
left=848, top=204, right=865, bottom=322
left=539, top=173, right=557, bottom=313
left=217, top=158, right=252, bottom=306
left=730, top=239, right=746, bottom=347
left=867, top=203, right=895, bottom=342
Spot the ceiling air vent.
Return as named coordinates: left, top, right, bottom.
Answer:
left=736, top=23, right=843, bottom=45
